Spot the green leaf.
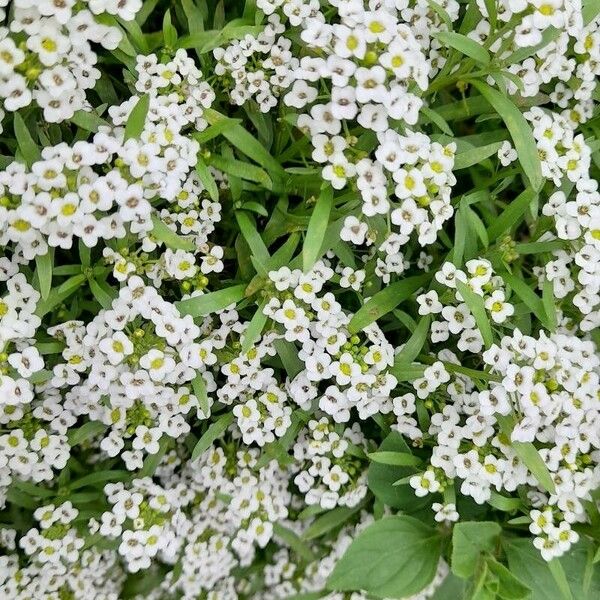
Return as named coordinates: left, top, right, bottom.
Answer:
left=548, top=559, right=574, bottom=600
left=451, top=521, right=501, bottom=578
left=436, top=31, right=491, bottom=64
left=151, top=214, right=195, bottom=251
left=67, top=421, right=108, bottom=446
left=456, top=280, right=493, bottom=349
left=327, top=516, right=442, bottom=598
left=70, top=470, right=131, bottom=490
left=368, top=451, right=422, bottom=467
left=273, top=339, right=305, bottom=379
left=501, top=270, right=550, bottom=329
left=191, top=372, right=210, bottom=416
left=195, top=157, right=220, bottom=202
left=454, top=141, right=503, bottom=170
left=240, top=301, right=268, bottom=354
left=139, top=437, right=169, bottom=477
left=209, top=154, right=272, bottom=189
left=70, top=110, right=110, bottom=132
left=124, top=93, right=150, bottom=140
left=485, top=556, right=531, bottom=600
left=176, top=284, right=246, bottom=317
left=190, top=412, right=234, bottom=461
left=487, top=188, right=538, bottom=242
left=35, top=274, right=87, bottom=318
left=348, top=273, right=430, bottom=334
left=273, top=522, right=316, bottom=562
left=204, top=108, right=284, bottom=177
left=394, top=316, right=431, bottom=366
left=542, top=278, right=558, bottom=332
left=470, top=80, right=543, bottom=191
left=368, top=432, right=429, bottom=510
left=35, top=249, right=53, bottom=301
left=505, top=539, right=600, bottom=600
left=89, top=278, right=116, bottom=310
left=303, top=185, right=333, bottom=273
left=503, top=26, right=560, bottom=66
left=236, top=211, right=270, bottom=268
left=302, top=502, right=366, bottom=541
left=14, top=112, right=41, bottom=167
left=497, top=415, right=556, bottom=494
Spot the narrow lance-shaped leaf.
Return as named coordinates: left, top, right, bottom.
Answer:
left=469, top=80, right=543, bottom=191
left=150, top=214, right=195, bottom=252
left=348, top=273, right=430, bottom=334
left=456, top=280, right=494, bottom=349
left=14, top=113, right=41, bottom=167
left=435, top=31, right=491, bottom=64
left=191, top=412, right=235, bottom=461
left=35, top=249, right=53, bottom=301
left=303, top=184, right=333, bottom=273
left=176, top=284, right=246, bottom=317
left=124, top=93, right=150, bottom=141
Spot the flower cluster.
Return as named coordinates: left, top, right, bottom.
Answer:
left=0, top=0, right=140, bottom=121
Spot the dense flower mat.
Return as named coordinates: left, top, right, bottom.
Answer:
left=0, top=0, right=599, bottom=598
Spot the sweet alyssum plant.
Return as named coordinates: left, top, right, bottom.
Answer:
left=0, top=0, right=599, bottom=598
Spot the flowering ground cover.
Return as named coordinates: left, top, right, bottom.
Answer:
left=0, top=0, right=599, bottom=598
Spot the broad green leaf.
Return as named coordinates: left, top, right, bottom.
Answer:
left=487, top=188, right=538, bottom=241
left=303, top=185, right=333, bottom=273
left=124, top=93, right=150, bottom=140
left=430, top=573, right=467, bottom=600
left=367, top=432, right=428, bottom=510
left=451, top=521, right=501, bottom=578
left=176, top=284, right=246, bottom=317
left=35, top=249, right=53, bottom=301
left=327, top=516, right=442, bottom=598
left=150, top=214, right=195, bottom=251
left=548, top=559, right=574, bottom=600
left=582, top=0, right=599, bottom=26
left=348, top=273, right=430, bottom=334
left=14, top=113, right=41, bottom=167
left=485, top=556, right=531, bottom=600
left=456, top=281, right=493, bottom=349
left=436, top=31, right=491, bottom=64
left=505, top=539, right=600, bottom=600
left=190, top=412, right=235, bottom=461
